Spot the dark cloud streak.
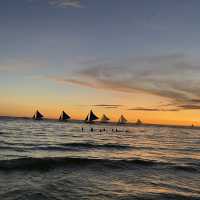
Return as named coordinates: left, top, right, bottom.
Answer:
left=128, top=107, right=179, bottom=112
left=178, top=105, right=200, bottom=110
left=75, top=104, right=122, bottom=109
left=48, top=54, right=200, bottom=110
left=92, top=104, right=122, bottom=107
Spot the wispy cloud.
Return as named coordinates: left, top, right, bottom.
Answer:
left=29, top=0, right=81, bottom=8
left=75, top=104, right=123, bottom=109
left=0, top=58, right=48, bottom=73
left=128, top=107, right=179, bottom=112
left=92, top=104, right=123, bottom=109
left=178, top=104, right=200, bottom=110
left=47, top=53, right=200, bottom=110
left=92, top=104, right=122, bottom=107
left=48, top=0, right=81, bottom=8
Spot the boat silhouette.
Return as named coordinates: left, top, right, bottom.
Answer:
left=59, top=111, right=70, bottom=121
left=85, top=110, right=98, bottom=123
left=136, top=119, right=142, bottom=125
left=118, top=115, right=127, bottom=124
left=100, top=114, right=110, bottom=123
left=33, top=110, right=44, bottom=120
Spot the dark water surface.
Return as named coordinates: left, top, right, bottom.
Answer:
left=0, top=118, right=200, bottom=200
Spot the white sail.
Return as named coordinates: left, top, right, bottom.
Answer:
left=118, top=115, right=127, bottom=124
left=100, top=114, right=110, bottom=123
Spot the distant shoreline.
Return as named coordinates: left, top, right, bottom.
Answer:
left=0, top=115, right=198, bottom=130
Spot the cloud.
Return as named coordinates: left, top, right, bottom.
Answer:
left=92, top=104, right=122, bottom=107
left=47, top=53, right=200, bottom=110
left=104, top=106, right=120, bottom=109
left=190, top=99, right=200, bottom=103
left=128, top=107, right=179, bottom=112
left=75, top=104, right=123, bottom=109
left=92, top=104, right=123, bottom=109
left=0, top=58, right=48, bottom=73
left=48, top=0, right=81, bottom=8
left=29, top=0, right=81, bottom=8
left=178, top=105, right=200, bottom=110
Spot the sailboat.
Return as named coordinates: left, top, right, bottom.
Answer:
left=100, top=114, right=110, bottom=123
left=118, top=115, right=127, bottom=124
left=59, top=111, right=70, bottom=121
left=33, top=110, right=44, bottom=120
left=85, top=110, right=98, bottom=123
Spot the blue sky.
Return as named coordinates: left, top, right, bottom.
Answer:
left=1, top=0, right=200, bottom=124
left=1, top=0, right=200, bottom=61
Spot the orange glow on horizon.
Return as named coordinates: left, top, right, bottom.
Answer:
left=0, top=86, right=199, bottom=126
left=0, top=102, right=199, bottom=126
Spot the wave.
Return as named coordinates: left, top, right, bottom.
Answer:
left=0, top=146, right=26, bottom=152
left=151, top=193, right=200, bottom=200
left=129, top=192, right=200, bottom=200
left=59, top=142, right=132, bottom=149
left=2, top=141, right=200, bottom=153
left=0, top=141, right=37, bottom=146
left=173, top=165, right=198, bottom=172
left=0, top=156, right=198, bottom=172
left=0, top=157, right=157, bottom=170
left=0, top=142, right=132, bottom=151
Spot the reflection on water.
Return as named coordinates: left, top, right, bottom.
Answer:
left=0, top=118, right=200, bottom=200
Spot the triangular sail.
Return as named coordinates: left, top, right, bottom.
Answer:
left=33, top=110, right=44, bottom=120
left=85, top=110, right=98, bottom=122
left=88, top=111, right=98, bottom=121
left=118, top=115, right=127, bottom=124
left=89, top=110, right=98, bottom=121
left=59, top=111, right=70, bottom=121
left=100, top=114, right=110, bottom=122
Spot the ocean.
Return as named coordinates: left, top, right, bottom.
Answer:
left=0, top=118, right=199, bottom=200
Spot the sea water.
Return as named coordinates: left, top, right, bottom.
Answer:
left=0, top=117, right=200, bottom=200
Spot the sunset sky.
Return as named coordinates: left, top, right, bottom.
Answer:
left=1, top=0, right=200, bottom=125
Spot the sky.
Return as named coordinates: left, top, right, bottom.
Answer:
left=1, top=0, right=200, bottom=125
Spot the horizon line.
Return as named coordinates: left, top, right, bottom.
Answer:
left=0, top=115, right=197, bottom=128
